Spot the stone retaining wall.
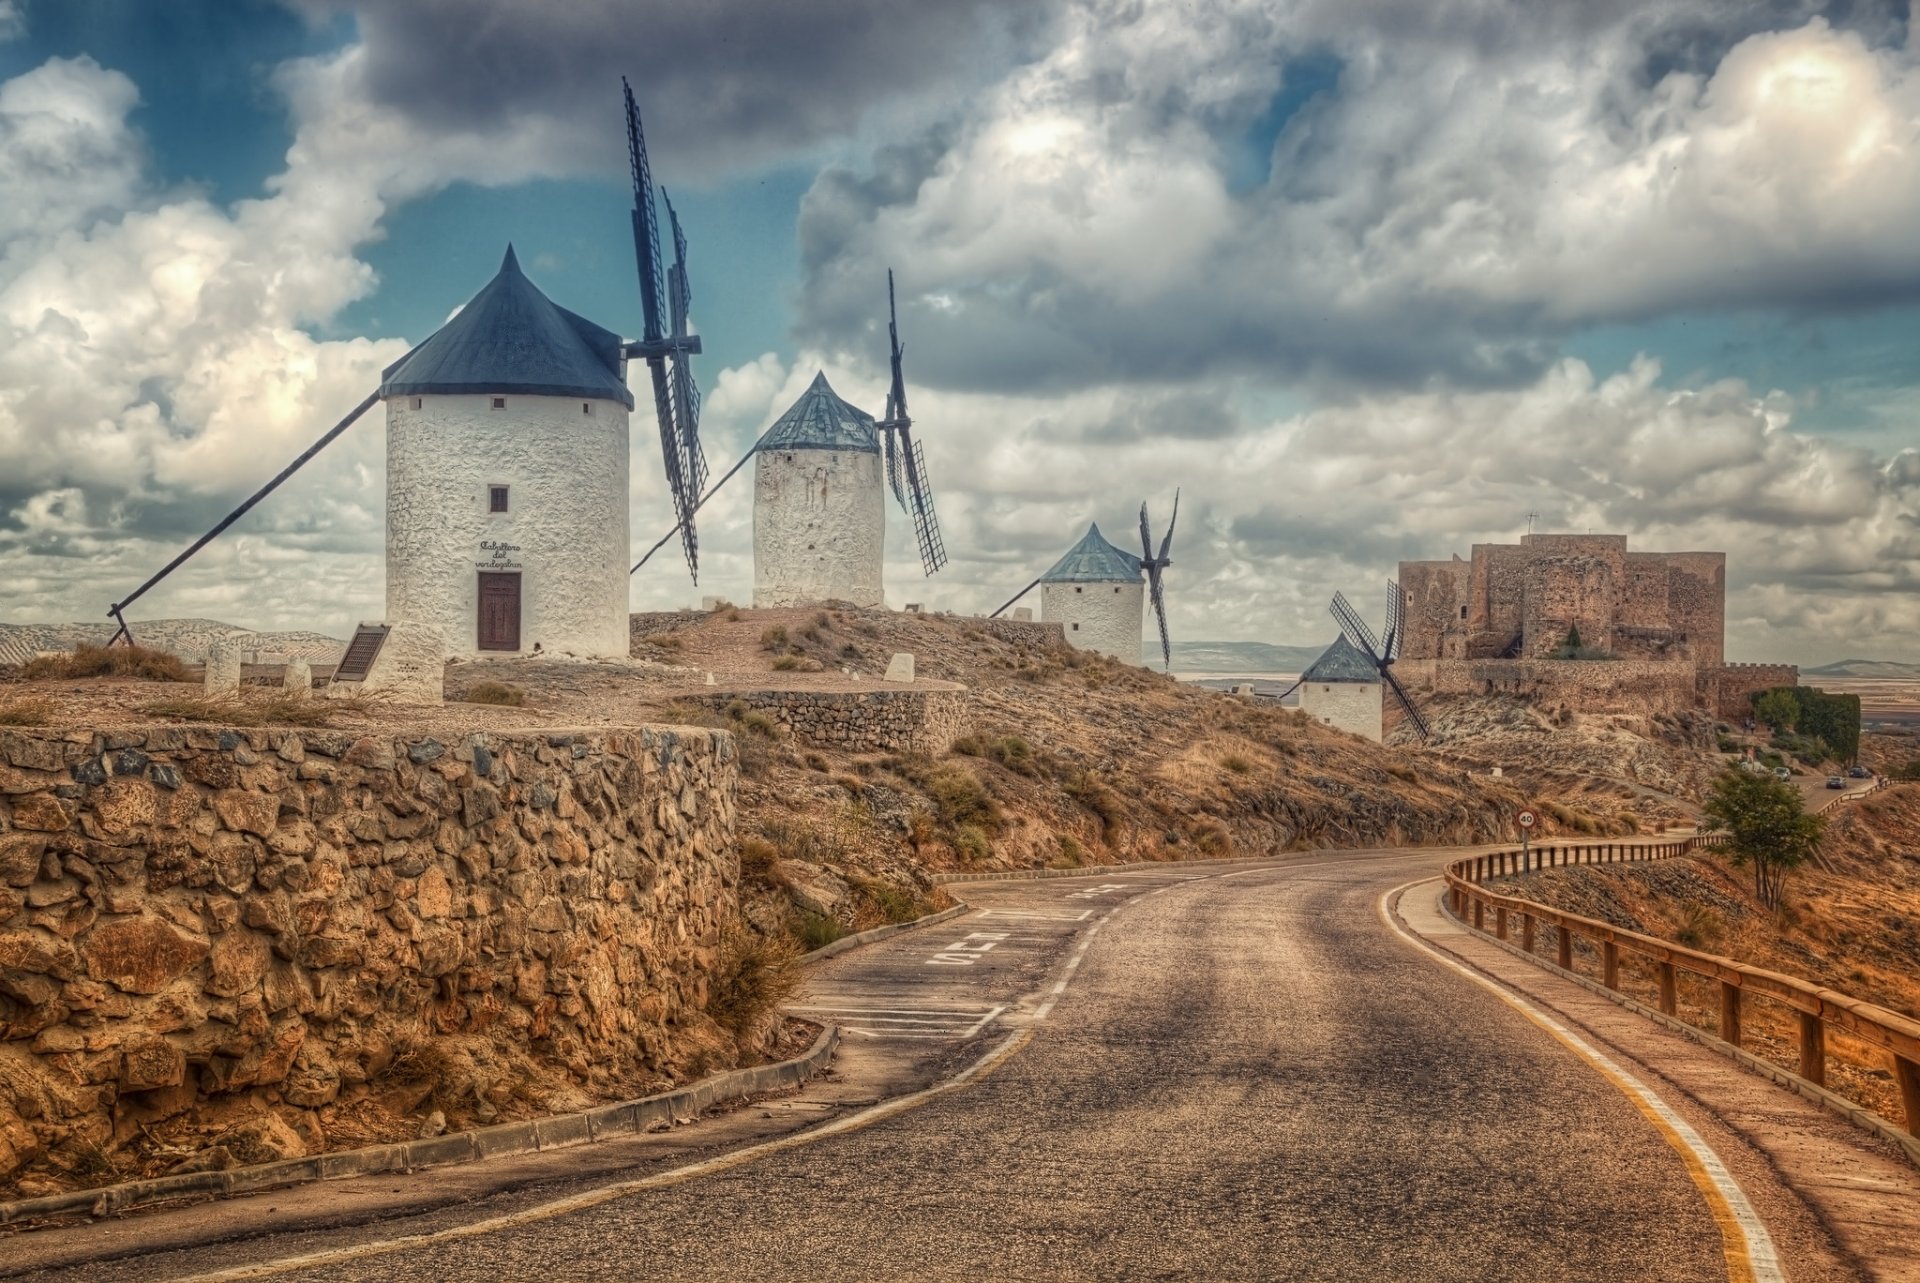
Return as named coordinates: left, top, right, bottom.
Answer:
left=0, top=723, right=737, bottom=1190
left=969, top=618, right=1069, bottom=651
left=697, top=688, right=971, bottom=755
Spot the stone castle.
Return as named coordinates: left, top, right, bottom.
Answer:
left=1395, top=534, right=1795, bottom=719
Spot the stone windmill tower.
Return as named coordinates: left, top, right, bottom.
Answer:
left=752, top=372, right=886, bottom=608
left=1037, top=524, right=1146, bottom=663
left=379, top=246, right=633, bottom=658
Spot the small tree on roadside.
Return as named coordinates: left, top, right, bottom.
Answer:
left=1702, top=769, right=1824, bottom=910
left=1752, top=688, right=1799, bottom=736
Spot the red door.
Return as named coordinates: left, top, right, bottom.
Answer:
left=478, top=573, right=521, bottom=651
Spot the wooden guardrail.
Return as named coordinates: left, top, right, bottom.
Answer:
left=1446, top=835, right=1920, bottom=1143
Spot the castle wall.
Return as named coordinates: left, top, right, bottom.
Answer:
left=1466, top=544, right=1530, bottom=657
left=1521, top=555, right=1614, bottom=657
left=1396, top=560, right=1469, bottom=660
left=1298, top=681, right=1383, bottom=742
left=1709, top=662, right=1799, bottom=722
left=0, top=723, right=735, bottom=1187
left=1399, top=657, right=1702, bottom=716
left=1041, top=581, right=1144, bottom=665
left=386, top=393, right=631, bottom=660
left=1666, top=552, right=1726, bottom=667
left=1620, top=553, right=1672, bottom=631
left=752, top=449, right=885, bottom=609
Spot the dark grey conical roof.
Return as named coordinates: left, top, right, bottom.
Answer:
left=1301, top=634, right=1382, bottom=683
left=1040, top=523, right=1143, bottom=584
left=379, top=246, right=634, bottom=408
left=760, top=371, right=880, bottom=453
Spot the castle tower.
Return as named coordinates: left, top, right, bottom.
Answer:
left=1039, top=523, right=1144, bottom=663
left=752, top=372, right=885, bottom=608
left=378, top=246, right=633, bottom=658
left=1296, top=635, right=1384, bottom=741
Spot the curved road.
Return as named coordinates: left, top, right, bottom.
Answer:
left=23, top=848, right=1862, bottom=1282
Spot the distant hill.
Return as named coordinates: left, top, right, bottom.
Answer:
left=1801, top=658, right=1920, bottom=680
left=1171, top=639, right=1331, bottom=675
left=0, top=618, right=344, bottom=667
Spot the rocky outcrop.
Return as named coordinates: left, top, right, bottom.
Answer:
left=0, top=724, right=736, bottom=1192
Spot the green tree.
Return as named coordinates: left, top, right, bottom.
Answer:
left=1752, top=688, right=1798, bottom=735
left=1564, top=623, right=1583, bottom=652
left=1702, top=770, right=1825, bottom=910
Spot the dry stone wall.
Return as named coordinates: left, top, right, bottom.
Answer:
left=0, top=723, right=736, bottom=1188
left=1402, top=657, right=1703, bottom=716
left=698, top=688, right=970, bottom=755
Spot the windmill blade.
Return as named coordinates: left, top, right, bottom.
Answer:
left=1381, top=665, right=1432, bottom=741
left=886, top=269, right=909, bottom=427
left=1156, top=487, right=1179, bottom=563
left=1383, top=580, right=1403, bottom=665
left=1138, top=500, right=1155, bottom=563
left=991, top=576, right=1043, bottom=619
left=623, top=78, right=667, bottom=344
left=663, top=194, right=707, bottom=503
left=1147, top=564, right=1171, bottom=669
left=884, top=427, right=907, bottom=509
left=900, top=431, right=947, bottom=576
left=1330, top=591, right=1383, bottom=663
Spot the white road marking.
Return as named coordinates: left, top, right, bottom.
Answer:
left=975, top=909, right=1095, bottom=922
left=1379, top=879, right=1784, bottom=1283
left=926, top=930, right=1009, bottom=966
left=786, top=1002, right=1006, bottom=1040
left=1064, top=883, right=1128, bottom=899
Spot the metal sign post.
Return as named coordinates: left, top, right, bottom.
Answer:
left=1517, top=808, right=1537, bottom=863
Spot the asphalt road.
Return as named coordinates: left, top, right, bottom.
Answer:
left=29, top=849, right=1775, bottom=1283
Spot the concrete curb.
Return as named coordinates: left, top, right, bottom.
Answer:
left=1433, top=890, right=1920, bottom=1173
left=931, top=851, right=1305, bottom=885
left=801, top=904, right=970, bottom=964
left=0, top=1024, right=841, bottom=1228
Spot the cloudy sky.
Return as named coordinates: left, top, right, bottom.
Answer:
left=2, top=0, right=1918, bottom=663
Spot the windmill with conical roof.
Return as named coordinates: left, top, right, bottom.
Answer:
left=991, top=493, right=1179, bottom=668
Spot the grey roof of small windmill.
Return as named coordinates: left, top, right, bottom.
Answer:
left=379, top=246, right=634, bottom=409
left=1301, top=635, right=1382, bottom=683
left=759, top=371, right=880, bottom=453
left=1039, top=523, right=1142, bottom=584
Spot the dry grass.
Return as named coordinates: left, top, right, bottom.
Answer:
left=22, top=643, right=189, bottom=682
left=0, top=696, right=56, bottom=727
left=460, top=680, right=527, bottom=707
left=140, top=693, right=368, bottom=727
left=707, top=926, right=801, bottom=1043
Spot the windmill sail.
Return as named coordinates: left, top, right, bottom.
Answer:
left=1330, top=589, right=1430, bottom=741
left=1137, top=490, right=1178, bottom=670
left=623, top=79, right=704, bottom=581
left=877, top=271, right=946, bottom=576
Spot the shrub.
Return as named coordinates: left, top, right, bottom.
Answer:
left=0, top=696, right=55, bottom=727
left=1055, top=833, right=1087, bottom=867
left=861, top=880, right=927, bottom=925
left=791, top=910, right=845, bottom=951
left=1704, top=769, right=1825, bottom=909
left=641, top=632, right=684, bottom=651
left=951, top=824, right=991, bottom=864
left=1062, top=769, right=1122, bottom=836
left=707, top=926, right=800, bottom=1042
left=23, top=643, right=188, bottom=682
left=1220, top=753, right=1252, bottom=775
left=772, top=654, right=803, bottom=671
left=759, top=626, right=789, bottom=651
left=737, top=837, right=780, bottom=882
left=925, top=763, right=1000, bottom=831
left=461, top=681, right=526, bottom=707
left=140, top=694, right=366, bottom=727
left=803, top=752, right=829, bottom=772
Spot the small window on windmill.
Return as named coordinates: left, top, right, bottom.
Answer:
left=1075, top=586, right=1083, bottom=594
left=491, top=397, right=506, bottom=410
left=582, top=402, right=592, bottom=415
left=1071, top=623, right=1080, bottom=631
left=489, top=485, right=509, bottom=513
left=1460, top=605, right=1467, bottom=619
left=410, top=397, right=422, bottom=410
left=332, top=624, right=391, bottom=684
left=1113, top=587, right=1120, bottom=594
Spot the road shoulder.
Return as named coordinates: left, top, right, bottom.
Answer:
left=1392, top=879, right=1920, bottom=1283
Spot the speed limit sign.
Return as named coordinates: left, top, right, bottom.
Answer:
left=1517, top=809, right=1537, bottom=830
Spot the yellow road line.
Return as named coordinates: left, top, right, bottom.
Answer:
left=169, top=1029, right=1034, bottom=1282
left=1379, top=878, right=1785, bottom=1283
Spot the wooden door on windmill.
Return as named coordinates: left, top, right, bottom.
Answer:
left=478, top=572, right=521, bottom=651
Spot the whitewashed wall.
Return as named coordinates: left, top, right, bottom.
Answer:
left=1042, top=580, right=1143, bottom=664
left=386, top=393, right=630, bottom=658
left=1299, top=681, right=1383, bottom=742
left=752, top=448, right=884, bottom=608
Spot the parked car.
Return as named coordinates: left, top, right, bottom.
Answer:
left=1773, top=766, right=1793, bottom=781
left=1849, top=765, right=1872, bottom=779
left=1827, top=776, right=1846, bottom=789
